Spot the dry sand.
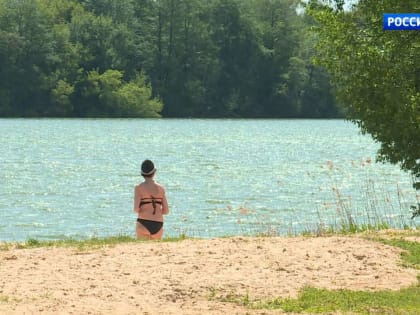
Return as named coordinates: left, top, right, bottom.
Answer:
left=0, top=234, right=418, bottom=315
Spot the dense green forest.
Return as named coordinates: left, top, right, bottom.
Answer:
left=0, top=0, right=339, bottom=118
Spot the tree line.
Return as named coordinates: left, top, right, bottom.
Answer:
left=0, top=0, right=340, bottom=118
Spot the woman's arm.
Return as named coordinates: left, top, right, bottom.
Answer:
left=133, top=186, right=141, bottom=214
left=161, top=188, right=169, bottom=215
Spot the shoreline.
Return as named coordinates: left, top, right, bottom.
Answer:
left=1, top=227, right=419, bottom=249
left=1, top=230, right=419, bottom=314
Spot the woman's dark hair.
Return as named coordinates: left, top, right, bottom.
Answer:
left=141, top=159, right=156, bottom=177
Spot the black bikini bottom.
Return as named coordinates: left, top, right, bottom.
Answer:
left=137, top=218, right=163, bottom=235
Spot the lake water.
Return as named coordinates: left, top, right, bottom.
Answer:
left=0, top=119, right=418, bottom=241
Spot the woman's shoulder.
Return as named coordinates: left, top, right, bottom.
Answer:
left=155, top=182, right=166, bottom=193
left=135, top=182, right=165, bottom=195
left=134, top=183, right=145, bottom=191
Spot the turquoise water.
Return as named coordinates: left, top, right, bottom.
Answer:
left=0, top=119, right=418, bottom=241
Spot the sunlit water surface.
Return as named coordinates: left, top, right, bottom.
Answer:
left=0, top=119, right=418, bottom=241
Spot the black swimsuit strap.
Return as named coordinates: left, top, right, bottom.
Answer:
left=139, top=197, right=163, bottom=215
left=139, top=200, right=162, bottom=206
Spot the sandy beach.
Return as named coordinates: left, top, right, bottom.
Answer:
left=0, top=233, right=418, bottom=315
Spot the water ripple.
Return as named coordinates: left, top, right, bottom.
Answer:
left=0, top=119, right=418, bottom=241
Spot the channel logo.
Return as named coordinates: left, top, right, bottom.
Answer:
left=383, top=13, right=420, bottom=30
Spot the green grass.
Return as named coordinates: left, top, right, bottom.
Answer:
left=209, top=233, right=420, bottom=315
left=0, top=235, right=136, bottom=251
left=259, top=283, right=420, bottom=314
left=209, top=281, right=420, bottom=315
left=0, top=234, right=190, bottom=251
left=377, top=239, right=420, bottom=269
left=305, top=222, right=393, bottom=237
left=361, top=229, right=420, bottom=269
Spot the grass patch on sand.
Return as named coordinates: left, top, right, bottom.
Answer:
left=362, top=229, right=420, bottom=269
left=0, top=295, right=23, bottom=304
left=259, top=281, right=420, bottom=314
left=376, top=238, right=420, bottom=269
left=0, top=234, right=190, bottom=251
left=210, top=232, right=420, bottom=314
left=209, top=279, right=420, bottom=315
left=0, top=295, right=10, bottom=303
left=0, top=235, right=137, bottom=251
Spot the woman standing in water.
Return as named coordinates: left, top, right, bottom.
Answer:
left=133, top=160, right=169, bottom=240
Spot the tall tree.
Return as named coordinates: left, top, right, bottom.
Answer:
left=0, top=0, right=54, bottom=115
left=252, top=0, right=303, bottom=117
left=205, top=0, right=262, bottom=117
left=307, top=0, right=420, bottom=215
